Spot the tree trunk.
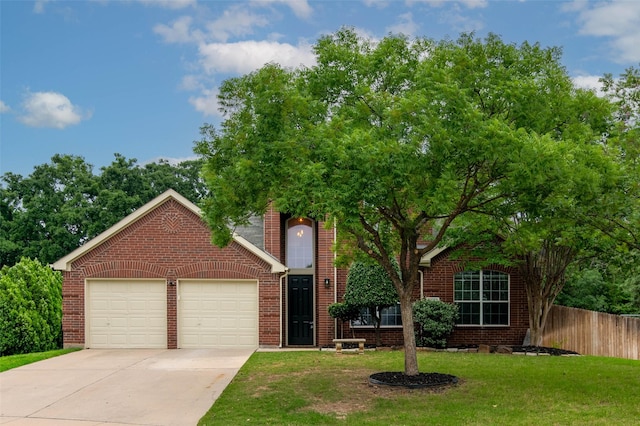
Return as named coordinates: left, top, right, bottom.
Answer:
left=399, top=291, right=419, bottom=376
left=521, top=241, right=574, bottom=347
left=371, top=307, right=383, bottom=347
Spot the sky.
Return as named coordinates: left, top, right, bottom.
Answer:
left=1, top=0, right=639, bottom=178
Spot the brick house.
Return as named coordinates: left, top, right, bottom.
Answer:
left=53, top=189, right=529, bottom=349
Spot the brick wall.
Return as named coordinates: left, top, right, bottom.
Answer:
left=333, top=249, right=530, bottom=347
left=62, top=198, right=281, bottom=348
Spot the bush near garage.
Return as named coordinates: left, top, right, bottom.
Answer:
left=0, top=258, right=63, bottom=356
left=413, top=298, right=459, bottom=349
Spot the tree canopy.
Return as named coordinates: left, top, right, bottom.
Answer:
left=0, top=154, right=207, bottom=266
left=196, top=29, right=617, bottom=375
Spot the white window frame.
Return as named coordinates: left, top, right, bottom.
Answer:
left=454, top=270, right=510, bottom=327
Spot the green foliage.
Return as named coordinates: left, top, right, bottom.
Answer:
left=0, top=154, right=207, bottom=267
left=327, top=302, right=360, bottom=322
left=344, top=260, right=399, bottom=310
left=413, top=298, right=459, bottom=348
left=596, top=66, right=640, bottom=252
left=0, top=258, right=63, bottom=356
left=195, top=29, right=614, bottom=374
left=558, top=249, right=640, bottom=314
left=344, top=260, right=399, bottom=346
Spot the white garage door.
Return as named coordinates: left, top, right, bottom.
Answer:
left=179, top=280, right=258, bottom=349
left=87, top=280, right=167, bottom=348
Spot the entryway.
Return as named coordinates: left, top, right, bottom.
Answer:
left=288, top=275, right=314, bottom=345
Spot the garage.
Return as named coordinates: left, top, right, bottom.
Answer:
left=86, top=280, right=167, bottom=348
left=179, top=280, right=258, bottom=349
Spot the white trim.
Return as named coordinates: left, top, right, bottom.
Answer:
left=233, top=233, right=287, bottom=273
left=454, top=269, right=510, bottom=327
left=419, top=246, right=448, bottom=267
left=51, top=189, right=287, bottom=274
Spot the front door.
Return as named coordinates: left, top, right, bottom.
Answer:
left=288, top=275, right=314, bottom=345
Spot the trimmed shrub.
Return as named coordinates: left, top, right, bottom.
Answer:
left=328, top=302, right=361, bottom=339
left=0, top=258, right=62, bottom=355
left=413, top=298, right=459, bottom=349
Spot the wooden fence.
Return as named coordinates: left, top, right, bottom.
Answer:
left=541, top=305, right=640, bottom=360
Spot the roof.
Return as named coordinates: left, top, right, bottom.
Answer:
left=419, top=246, right=449, bottom=267
left=51, top=189, right=287, bottom=274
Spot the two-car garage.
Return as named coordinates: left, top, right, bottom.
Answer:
left=55, top=190, right=286, bottom=350
left=86, top=279, right=259, bottom=349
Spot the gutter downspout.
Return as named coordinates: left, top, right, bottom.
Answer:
left=419, top=269, right=424, bottom=299
left=333, top=223, right=338, bottom=340
left=279, top=271, right=288, bottom=348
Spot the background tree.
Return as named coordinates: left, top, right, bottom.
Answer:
left=0, top=258, right=63, bottom=355
left=0, top=154, right=207, bottom=267
left=343, top=259, right=399, bottom=346
left=558, top=249, right=640, bottom=314
left=592, top=66, right=640, bottom=250
left=0, top=155, right=98, bottom=266
left=196, top=29, right=611, bottom=375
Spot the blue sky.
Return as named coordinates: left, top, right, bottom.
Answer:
left=1, top=0, right=639, bottom=178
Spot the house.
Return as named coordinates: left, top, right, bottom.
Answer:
left=53, top=189, right=529, bottom=349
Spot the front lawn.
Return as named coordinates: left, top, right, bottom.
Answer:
left=0, top=348, right=81, bottom=372
left=199, top=350, right=640, bottom=425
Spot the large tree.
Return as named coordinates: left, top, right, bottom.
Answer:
left=0, top=154, right=98, bottom=266
left=196, top=29, right=609, bottom=375
left=592, top=66, right=640, bottom=250
left=0, top=154, right=207, bottom=266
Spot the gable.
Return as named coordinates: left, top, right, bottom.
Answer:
left=52, top=189, right=286, bottom=273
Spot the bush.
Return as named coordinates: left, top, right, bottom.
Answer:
left=328, top=302, right=361, bottom=339
left=328, top=302, right=361, bottom=322
left=413, top=298, right=459, bottom=349
left=0, top=258, right=63, bottom=356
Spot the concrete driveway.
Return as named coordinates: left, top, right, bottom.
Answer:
left=0, top=348, right=254, bottom=426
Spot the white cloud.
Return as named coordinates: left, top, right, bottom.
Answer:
left=386, top=12, right=419, bottom=36
left=0, top=101, right=10, bottom=113
left=154, top=6, right=270, bottom=44
left=142, top=155, right=199, bottom=166
left=198, top=40, right=316, bottom=75
left=363, top=0, right=390, bottom=9
left=154, top=16, right=202, bottom=44
left=572, top=75, right=604, bottom=95
left=18, top=91, right=89, bottom=129
left=189, top=87, right=220, bottom=117
left=204, top=5, right=270, bottom=42
left=572, top=1, right=640, bottom=63
left=136, top=0, right=196, bottom=10
left=405, top=0, right=488, bottom=8
left=252, top=0, right=313, bottom=19
left=33, top=0, right=51, bottom=14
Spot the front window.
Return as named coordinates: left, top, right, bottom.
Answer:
left=286, top=218, right=313, bottom=269
left=351, top=304, right=402, bottom=327
left=454, top=270, right=509, bottom=326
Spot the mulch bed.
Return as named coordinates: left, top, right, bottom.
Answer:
left=369, top=371, right=458, bottom=389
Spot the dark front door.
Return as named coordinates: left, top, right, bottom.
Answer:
left=288, top=275, right=314, bottom=345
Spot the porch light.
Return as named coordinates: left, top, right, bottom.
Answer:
left=324, top=278, right=331, bottom=288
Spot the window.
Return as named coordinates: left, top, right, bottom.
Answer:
left=286, top=218, right=313, bottom=269
left=351, top=304, right=402, bottom=328
left=454, top=270, right=509, bottom=326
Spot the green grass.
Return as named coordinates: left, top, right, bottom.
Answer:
left=0, top=348, right=81, bottom=372
left=199, top=350, right=640, bottom=425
